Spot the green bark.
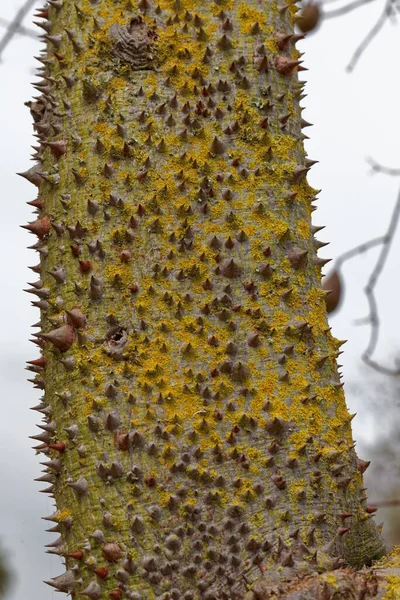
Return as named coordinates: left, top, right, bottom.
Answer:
left=21, top=0, right=386, bottom=598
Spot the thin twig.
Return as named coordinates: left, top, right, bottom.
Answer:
left=0, top=17, right=37, bottom=41
left=346, top=0, right=392, bottom=72
left=336, top=236, right=387, bottom=269
left=323, top=0, right=377, bottom=19
left=360, top=182, right=400, bottom=375
left=0, top=0, right=39, bottom=62
left=317, top=0, right=397, bottom=71
left=369, top=499, right=400, bottom=507
left=367, top=157, right=400, bottom=177
left=332, top=160, right=400, bottom=376
left=321, top=0, right=355, bottom=5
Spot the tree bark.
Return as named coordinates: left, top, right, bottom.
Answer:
left=21, top=0, right=391, bottom=599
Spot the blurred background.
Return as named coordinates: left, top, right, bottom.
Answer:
left=1, top=0, right=400, bottom=597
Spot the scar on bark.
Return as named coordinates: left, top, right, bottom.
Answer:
left=109, top=16, right=158, bottom=70
left=103, top=326, right=128, bottom=360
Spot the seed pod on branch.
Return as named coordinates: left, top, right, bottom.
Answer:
left=297, top=2, right=321, bottom=33
left=323, top=270, right=342, bottom=314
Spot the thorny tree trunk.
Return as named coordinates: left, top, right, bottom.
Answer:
left=20, top=0, right=398, bottom=598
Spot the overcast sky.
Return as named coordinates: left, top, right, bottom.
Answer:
left=1, top=1, right=400, bottom=598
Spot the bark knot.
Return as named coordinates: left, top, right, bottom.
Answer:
left=109, top=17, right=157, bottom=70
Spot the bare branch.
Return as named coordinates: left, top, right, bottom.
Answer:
left=346, top=0, right=392, bottom=72
left=336, top=236, right=387, bottom=268
left=323, top=0, right=377, bottom=19
left=367, top=157, right=400, bottom=177
left=0, top=0, right=39, bottom=62
left=332, top=160, right=400, bottom=375
left=369, top=499, right=400, bottom=507
left=321, top=0, right=354, bottom=5
left=0, top=17, right=37, bottom=41
left=320, top=0, right=396, bottom=71
left=360, top=182, right=400, bottom=374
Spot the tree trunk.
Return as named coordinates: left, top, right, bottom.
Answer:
left=21, top=0, right=389, bottom=599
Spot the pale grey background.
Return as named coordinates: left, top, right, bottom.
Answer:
left=1, top=1, right=399, bottom=598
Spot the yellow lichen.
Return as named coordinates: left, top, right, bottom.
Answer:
left=55, top=509, right=72, bottom=522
